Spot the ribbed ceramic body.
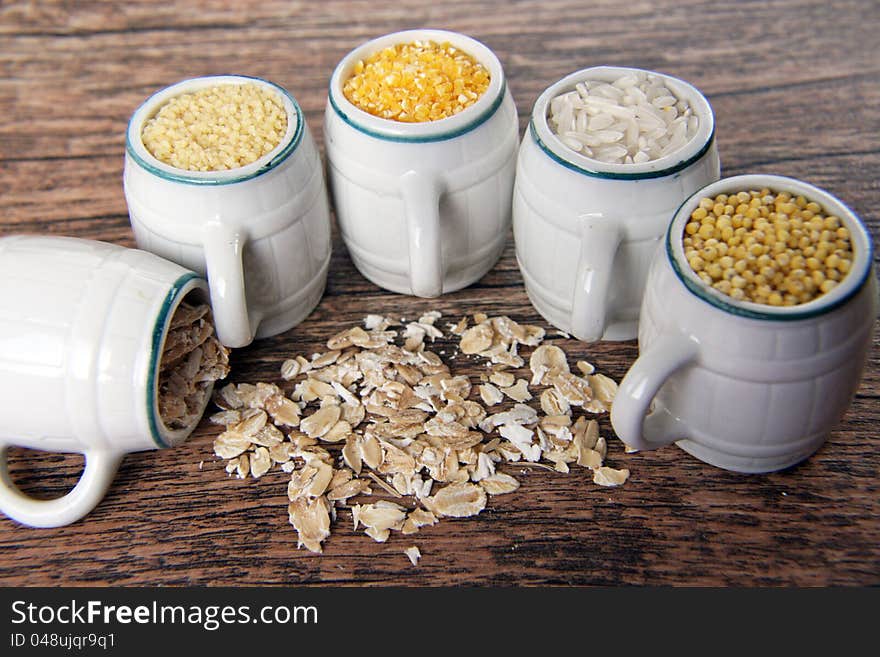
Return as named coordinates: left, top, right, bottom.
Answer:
left=324, top=29, right=519, bottom=297
left=124, top=75, right=332, bottom=348
left=0, top=235, right=208, bottom=527
left=611, top=175, right=878, bottom=473
left=513, top=66, right=720, bottom=341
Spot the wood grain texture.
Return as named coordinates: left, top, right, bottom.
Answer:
left=0, top=0, right=878, bottom=586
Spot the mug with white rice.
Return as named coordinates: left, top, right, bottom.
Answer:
left=512, top=66, right=720, bottom=342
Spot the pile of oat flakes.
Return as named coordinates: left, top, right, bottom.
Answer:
left=208, top=312, right=630, bottom=557
left=159, top=302, right=231, bottom=430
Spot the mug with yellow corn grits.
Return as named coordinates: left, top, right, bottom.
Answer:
left=324, top=29, right=519, bottom=298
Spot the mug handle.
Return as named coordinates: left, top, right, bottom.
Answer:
left=400, top=170, right=443, bottom=298
left=203, top=221, right=257, bottom=348
left=610, top=332, right=700, bottom=450
left=570, top=213, right=622, bottom=342
left=0, top=446, right=123, bottom=528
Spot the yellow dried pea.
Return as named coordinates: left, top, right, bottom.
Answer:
left=683, top=189, right=854, bottom=307
left=343, top=40, right=490, bottom=122
left=142, top=83, right=287, bottom=172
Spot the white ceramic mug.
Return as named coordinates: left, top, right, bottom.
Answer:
left=124, top=75, right=332, bottom=348
left=324, top=29, right=519, bottom=298
left=611, top=175, right=878, bottom=473
left=0, top=235, right=212, bottom=528
left=513, top=66, right=720, bottom=341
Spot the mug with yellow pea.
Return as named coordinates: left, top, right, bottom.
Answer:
left=611, top=174, right=878, bottom=473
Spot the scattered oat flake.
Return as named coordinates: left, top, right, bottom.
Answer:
left=280, top=359, right=301, bottom=380
left=300, top=404, right=341, bottom=438
left=478, top=382, right=504, bottom=407
left=479, top=472, right=520, bottom=495
left=328, top=478, right=371, bottom=502
left=418, top=310, right=442, bottom=325
left=428, top=482, right=487, bottom=518
left=593, top=466, right=630, bottom=487
left=209, top=409, right=240, bottom=426
left=577, top=448, right=603, bottom=470
left=288, top=496, right=331, bottom=553
left=589, top=372, right=618, bottom=405
left=404, top=546, right=422, bottom=566
left=213, top=432, right=251, bottom=459
left=450, top=316, right=468, bottom=335
left=489, top=371, right=515, bottom=388
left=529, top=345, right=569, bottom=381
left=540, top=388, right=570, bottom=416
left=553, top=372, right=593, bottom=406
left=402, top=508, right=438, bottom=535
left=460, top=323, right=494, bottom=354
left=352, top=501, right=407, bottom=542
left=363, top=314, right=387, bottom=330
left=576, top=360, right=596, bottom=376
left=250, top=446, right=272, bottom=478
left=500, top=379, right=532, bottom=402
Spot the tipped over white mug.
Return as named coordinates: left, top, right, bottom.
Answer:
left=513, top=66, right=720, bottom=341
left=0, top=235, right=212, bottom=528
left=611, top=175, right=878, bottom=473
left=125, top=75, right=332, bottom=348
left=325, top=29, right=519, bottom=298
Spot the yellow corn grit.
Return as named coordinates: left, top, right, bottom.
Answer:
left=343, top=40, right=491, bottom=122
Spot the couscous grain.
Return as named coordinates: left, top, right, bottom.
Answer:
left=142, top=83, right=288, bottom=172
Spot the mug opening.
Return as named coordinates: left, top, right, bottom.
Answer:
left=126, top=75, right=304, bottom=186
left=665, top=174, right=874, bottom=321
left=530, top=66, right=716, bottom=180
left=328, top=29, right=506, bottom=142
left=147, top=275, right=215, bottom=448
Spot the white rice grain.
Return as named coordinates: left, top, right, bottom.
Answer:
left=547, top=71, right=700, bottom=165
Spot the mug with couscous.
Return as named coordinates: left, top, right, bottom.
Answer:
left=124, top=75, right=332, bottom=349
left=324, top=29, right=519, bottom=298
left=513, top=66, right=720, bottom=342
left=611, top=174, right=878, bottom=473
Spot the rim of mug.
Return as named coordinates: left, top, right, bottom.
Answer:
left=530, top=66, right=716, bottom=180
left=665, top=174, right=874, bottom=321
left=327, top=29, right=506, bottom=143
left=126, top=75, right=304, bottom=186
left=146, top=273, right=209, bottom=448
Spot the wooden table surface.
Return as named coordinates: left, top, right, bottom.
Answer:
left=0, top=0, right=877, bottom=587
